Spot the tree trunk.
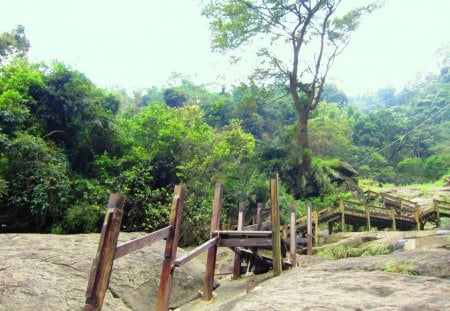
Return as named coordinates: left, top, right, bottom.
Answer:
left=297, top=105, right=312, bottom=176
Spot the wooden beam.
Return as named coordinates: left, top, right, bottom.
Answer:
left=220, top=238, right=273, bottom=248
left=85, top=194, right=125, bottom=311
left=174, top=237, right=218, bottom=267
left=218, top=230, right=272, bottom=238
left=270, top=173, right=282, bottom=277
left=114, top=226, right=171, bottom=260
left=156, top=185, right=185, bottom=311
left=202, top=183, right=223, bottom=301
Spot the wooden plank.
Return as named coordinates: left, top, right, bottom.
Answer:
left=174, top=237, right=218, bottom=267
left=202, top=183, right=223, bottom=301
left=114, top=226, right=171, bottom=260
left=218, top=230, right=272, bottom=238
left=243, top=221, right=271, bottom=231
left=220, top=238, right=273, bottom=248
left=156, top=185, right=185, bottom=311
left=85, top=194, right=125, bottom=311
left=270, top=173, right=282, bottom=277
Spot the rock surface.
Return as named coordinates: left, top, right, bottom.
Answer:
left=182, top=229, right=450, bottom=311
left=0, top=233, right=205, bottom=310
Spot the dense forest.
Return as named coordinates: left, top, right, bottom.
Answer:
left=0, top=20, right=449, bottom=244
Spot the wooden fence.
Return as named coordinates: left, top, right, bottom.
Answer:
left=84, top=175, right=303, bottom=310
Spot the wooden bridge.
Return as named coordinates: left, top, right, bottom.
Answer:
left=84, top=181, right=450, bottom=311
left=296, top=191, right=450, bottom=243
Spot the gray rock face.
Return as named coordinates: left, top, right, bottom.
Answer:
left=0, top=233, right=205, bottom=310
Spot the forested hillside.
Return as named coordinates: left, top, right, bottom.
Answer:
left=0, top=23, right=449, bottom=244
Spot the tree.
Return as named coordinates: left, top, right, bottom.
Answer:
left=202, top=0, right=378, bottom=197
left=0, top=25, right=30, bottom=63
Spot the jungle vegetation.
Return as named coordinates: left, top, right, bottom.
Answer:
left=0, top=19, right=449, bottom=244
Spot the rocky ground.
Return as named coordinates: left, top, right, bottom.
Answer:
left=181, top=228, right=450, bottom=311
left=0, top=233, right=205, bottom=310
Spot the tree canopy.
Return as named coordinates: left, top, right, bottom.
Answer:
left=202, top=0, right=379, bottom=197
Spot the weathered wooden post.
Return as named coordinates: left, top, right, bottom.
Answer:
left=434, top=200, right=440, bottom=228
left=289, top=202, right=297, bottom=267
left=270, top=173, right=282, bottom=277
left=415, top=205, right=422, bottom=230
left=340, top=200, right=346, bottom=232
left=365, top=206, right=371, bottom=232
left=232, top=202, right=245, bottom=279
left=390, top=208, right=397, bottom=231
left=202, top=183, right=223, bottom=301
left=306, top=202, right=313, bottom=256
left=84, top=194, right=125, bottom=311
left=156, top=185, right=186, bottom=311
left=256, top=203, right=263, bottom=230
left=313, top=210, right=319, bottom=245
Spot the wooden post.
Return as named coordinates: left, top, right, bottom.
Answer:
left=390, top=208, right=397, bottom=231
left=365, top=206, right=371, bottom=232
left=306, top=202, right=313, bottom=256
left=313, top=211, right=319, bottom=245
left=156, top=185, right=186, bottom=311
left=232, top=202, right=245, bottom=279
left=202, top=183, right=223, bottom=301
left=290, top=202, right=297, bottom=267
left=85, top=194, right=125, bottom=311
left=415, top=205, right=422, bottom=230
left=256, top=203, right=262, bottom=230
left=340, top=200, right=346, bottom=232
left=270, top=173, right=282, bottom=277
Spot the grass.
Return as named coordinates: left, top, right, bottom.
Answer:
left=383, top=261, right=419, bottom=275
left=316, top=243, right=393, bottom=260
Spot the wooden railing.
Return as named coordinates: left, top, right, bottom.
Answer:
left=84, top=185, right=185, bottom=311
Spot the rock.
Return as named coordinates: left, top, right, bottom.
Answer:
left=0, top=233, right=205, bottom=310
left=326, top=161, right=363, bottom=196
left=331, top=161, right=359, bottom=178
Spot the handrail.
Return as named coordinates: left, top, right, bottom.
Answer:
left=114, top=226, right=172, bottom=260
left=174, top=237, right=219, bottom=267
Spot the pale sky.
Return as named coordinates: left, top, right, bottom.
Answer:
left=1, top=0, right=449, bottom=96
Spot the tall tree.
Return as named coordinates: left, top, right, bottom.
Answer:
left=202, top=0, right=378, bottom=196
left=0, top=25, right=30, bottom=63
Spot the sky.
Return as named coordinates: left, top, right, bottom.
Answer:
left=1, top=0, right=449, bottom=96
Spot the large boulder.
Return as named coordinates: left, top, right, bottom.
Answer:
left=327, top=161, right=363, bottom=196
left=0, top=233, right=205, bottom=310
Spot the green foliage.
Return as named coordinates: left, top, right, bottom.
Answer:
left=0, top=133, right=71, bottom=232
left=383, top=261, right=419, bottom=275
left=0, top=25, right=30, bottom=63
left=423, top=155, right=449, bottom=180
left=309, top=102, right=356, bottom=161
left=396, top=157, right=424, bottom=184
left=317, top=243, right=393, bottom=260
